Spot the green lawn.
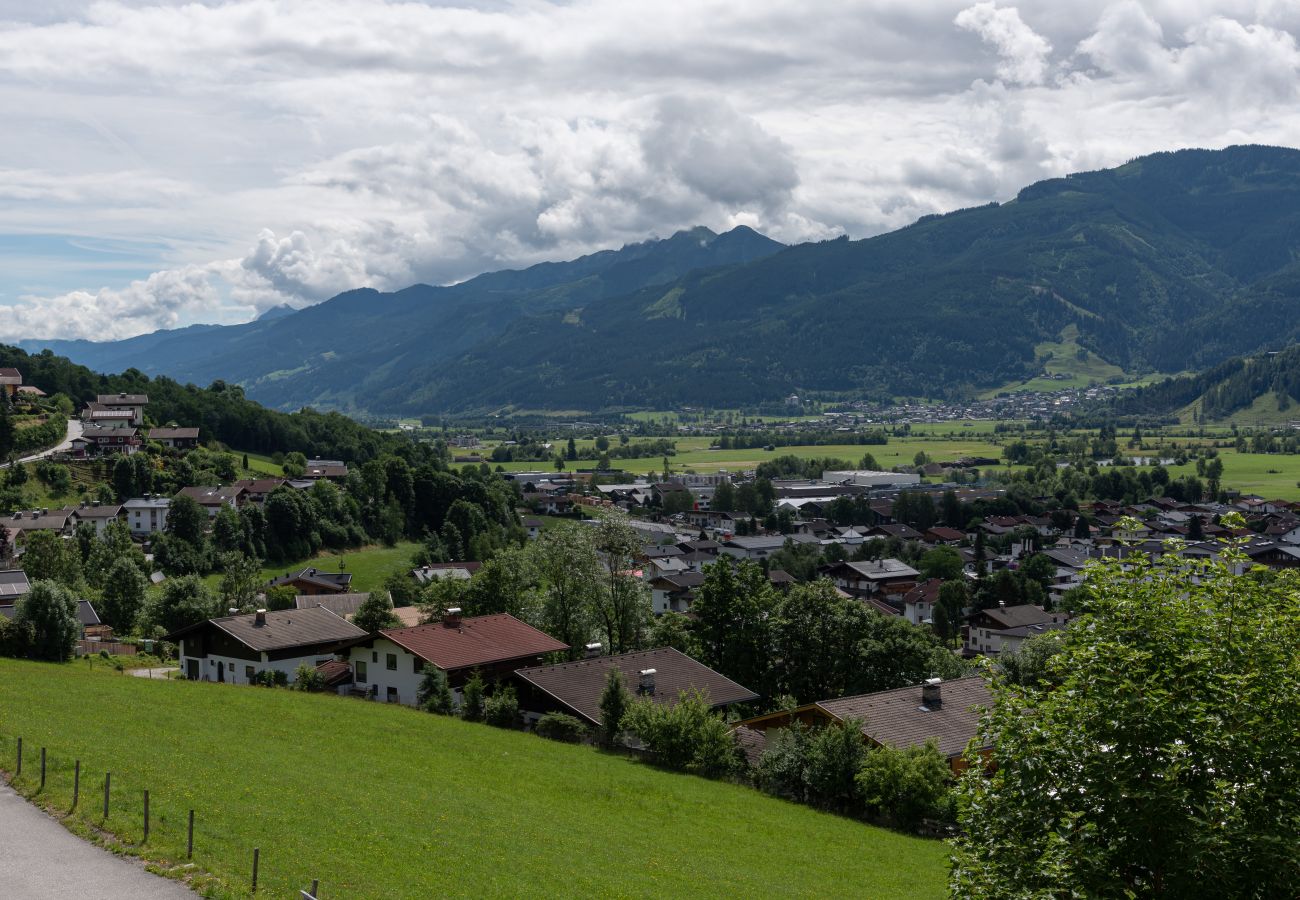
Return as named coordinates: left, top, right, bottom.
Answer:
left=0, top=659, right=950, bottom=899
left=201, top=542, right=420, bottom=594
left=237, top=451, right=285, bottom=477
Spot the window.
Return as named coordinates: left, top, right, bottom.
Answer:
left=245, top=666, right=255, bottom=681
left=372, top=651, right=378, bottom=663
left=355, top=660, right=367, bottom=683
left=386, top=653, right=397, bottom=671
left=413, top=657, right=423, bottom=674
left=386, top=686, right=399, bottom=703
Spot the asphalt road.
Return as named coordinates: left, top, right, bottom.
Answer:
left=0, top=781, right=195, bottom=898
left=1, top=417, right=83, bottom=468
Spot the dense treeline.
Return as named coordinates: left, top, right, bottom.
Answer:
left=0, top=346, right=432, bottom=464
left=1107, top=344, right=1300, bottom=422
left=713, top=430, right=887, bottom=450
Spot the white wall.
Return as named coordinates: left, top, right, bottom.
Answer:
left=178, top=638, right=332, bottom=685
left=347, top=637, right=425, bottom=706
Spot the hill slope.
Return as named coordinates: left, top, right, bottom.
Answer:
left=0, top=658, right=947, bottom=899
left=22, top=225, right=784, bottom=413
left=1109, top=344, right=1300, bottom=423
left=24, top=145, right=1300, bottom=415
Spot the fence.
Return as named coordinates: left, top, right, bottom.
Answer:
left=0, top=733, right=325, bottom=896
left=77, top=641, right=137, bottom=656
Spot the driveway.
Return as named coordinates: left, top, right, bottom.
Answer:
left=0, top=781, right=194, bottom=898
left=1, top=417, right=82, bottom=468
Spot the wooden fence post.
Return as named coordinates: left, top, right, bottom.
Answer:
left=39, top=748, right=46, bottom=790
left=103, top=772, right=111, bottom=819
left=73, top=760, right=80, bottom=807
left=187, top=809, right=194, bottom=859
left=15, top=736, right=21, bottom=776
left=252, top=847, right=260, bottom=893
left=143, top=790, right=150, bottom=843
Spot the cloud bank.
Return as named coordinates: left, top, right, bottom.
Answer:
left=0, top=0, right=1297, bottom=339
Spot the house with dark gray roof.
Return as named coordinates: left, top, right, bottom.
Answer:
left=166, top=606, right=365, bottom=685
left=966, top=604, right=1068, bottom=657
left=513, top=647, right=759, bottom=728
left=267, top=567, right=352, bottom=595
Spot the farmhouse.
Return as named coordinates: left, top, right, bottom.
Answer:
left=71, top=425, right=142, bottom=457
left=965, top=604, right=1068, bottom=657
left=231, top=478, right=286, bottom=505
left=94, top=392, right=149, bottom=426
left=0, top=367, right=21, bottom=398
left=341, top=609, right=567, bottom=704
left=513, top=646, right=759, bottom=727
left=411, top=562, right=481, bottom=584
left=178, top=485, right=248, bottom=516
left=73, top=501, right=122, bottom=536
left=820, top=558, right=920, bottom=599
left=167, top=607, right=365, bottom=685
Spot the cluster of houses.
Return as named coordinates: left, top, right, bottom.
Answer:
left=164, top=600, right=986, bottom=772
left=67, top=391, right=202, bottom=458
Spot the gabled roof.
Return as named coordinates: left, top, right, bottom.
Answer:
left=178, top=485, right=245, bottom=506
left=0, top=569, right=31, bottom=599
left=514, top=647, right=758, bottom=726
left=817, top=676, right=991, bottom=759
left=411, top=562, right=481, bottom=584
left=233, top=478, right=286, bottom=494
left=0, top=367, right=22, bottom=384
left=973, top=604, right=1063, bottom=630
left=75, top=503, right=122, bottom=519
left=293, top=592, right=373, bottom=618
left=268, top=567, right=352, bottom=593
left=97, top=393, right=148, bottom=405
left=1, top=598, right=101, bottom=627
left=830, top=559, right=921, bottom=581
left=148, top=427, right=200, bottom=440
left=164, top=606, right=364, bottom=651
left=366, top=613, right=568, bottom=672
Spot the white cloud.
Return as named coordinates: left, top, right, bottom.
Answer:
left=0, top=0, right=1297, bottom=341
left=955, top=2, right=1054, bottom=85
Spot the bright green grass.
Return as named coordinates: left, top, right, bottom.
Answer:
left=236, top=451, right=285, bottom=476
left=201, top=541, right=420, bottom=594
left=0, top=659, right=949, bottom=899
left=1159, top=450, right=1300, bottom=500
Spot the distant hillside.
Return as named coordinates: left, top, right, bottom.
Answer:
left=23, top=145, right=1300, bottom=415
left=21, top=225, right=784, bottom=412
left=1109, top=344, right=1300, bottom=424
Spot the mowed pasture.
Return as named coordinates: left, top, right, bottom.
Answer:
left=0, top=659, right=951, bottom=900
left=201, top=541, right=421, bottom=595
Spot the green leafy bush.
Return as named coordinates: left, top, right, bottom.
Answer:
left=535, top=712, right=587, bottom=743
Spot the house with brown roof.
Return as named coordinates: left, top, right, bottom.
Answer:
left=737, top=676, right=991, bottom=772
left=70, top=425, right=142, bottom=457
left=411, top=562, right=482, bottom=584
left=293, top=592, right=374, bottom=620
left=166, top=606, right=365, bottom=685
left=923, top=526, right=966, bottom=545
left=232, top=478, right=286, bottom=505
left=901, top=578, right=943, bottom=626
left=965, top=604, right=1068, bottom=657
left=178, top=485, right=248, bottom=516
left=73, top=501, right=122, bottom=536
left=148, top=426, right=200, bottom=449
left=95, top=392, right=149, bottom=426
left=513, top=647, right=759, bottom=728
left=341, top=609, right=568, bottom=704
left=0, top=368, right=22, bottom=398
left=303, top=459, right=348, bottom=481
left=820, top=558, right=920, bottom=599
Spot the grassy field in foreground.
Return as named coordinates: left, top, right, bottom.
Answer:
left=0, top=660, right=949, bottom=899
left=201, top=541, right=419, bottom=594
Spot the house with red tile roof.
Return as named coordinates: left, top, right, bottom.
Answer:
left=341, top=609, right=568, bottom=705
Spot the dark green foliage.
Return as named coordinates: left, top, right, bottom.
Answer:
left=484, top=685, right=519, bottom=728
left=534, top=712, right=587, bottom=743
left=691, top=558, right=777, bottom=695
left=951, top=540, right=1300, bottom=897
left=624, top=689, right=743, bottom=778
left=291, top=662, right=326, bottom=692
left=149, top=574, right=220, bottom=635
left=19, top=530, right=82, bottom=587
left=252, top=669, right=289, bottom=687
left=263, top=585, right=298, bottom=612
left=417, top=665, right=454, bottom=714
left=99, top=556, right=147, bottom=634
left=351, top=592, right=400, bottom=634
left=12, top=580, right=79, bottom=661
left=599, top=668, right=630, bottom=742
left=857, top=741, right=952, bottom=829
left=460, top=671, right=486, bottom=722
left=646, top=611, right=702, bottom=659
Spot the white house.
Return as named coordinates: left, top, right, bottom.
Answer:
left=166, top=607, right=365, bottom=685
left=123, top=497, right=170, bottom=536
left=340, top=610, right=568, bottom=706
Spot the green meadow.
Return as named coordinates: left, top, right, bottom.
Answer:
left=0, top=659, right=950, bottom=899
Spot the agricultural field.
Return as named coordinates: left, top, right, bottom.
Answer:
left=0, top=659, right=950, bottom=900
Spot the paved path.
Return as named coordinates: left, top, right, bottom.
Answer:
left=129, top=667, right=179, bottom=680
left=1, top=417, right=82, bottom=468
left=0, top=781, right=195, bottom=898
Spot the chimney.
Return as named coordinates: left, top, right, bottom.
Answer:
left=638, top=668, right=657, bottom=695
left=443, top=607, right=462, bottom=627
left=584, top=641, right=603, bottom=658
left=254, top=609, right=267, bottom=626
left=998, top=600, right=1006, bottom=609
left=921, top=678, right=942, bottom=710
left=80, top=500, right=87, bottom=509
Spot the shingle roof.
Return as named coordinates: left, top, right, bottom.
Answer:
left=148, top=427, right=200, bottom=440
left=514, top=647, right=758, bottom=726
left=0, top=598, right=99, bottom=626
left=817, top=675, right=991, bottom=759
left=97, top=393, right=148, bottom=405
left=374, top=613, right=567, bottom=671
left=268, top=568, right=352, bottom=592
left=976, top=604, right=1061, bottom=630
left=165, top=606, right=365, bottom=651
left=0, top=569, right=31, bottom=599
left=293, top=592, right=372, bottom=618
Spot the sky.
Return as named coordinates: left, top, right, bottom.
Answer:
left=1, top=0, right=1298, bottom=341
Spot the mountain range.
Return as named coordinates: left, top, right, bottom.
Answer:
left=22, top=144, right=1300, bottom=416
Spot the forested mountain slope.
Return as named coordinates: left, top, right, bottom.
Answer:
left=25, top=145, right=1300, bottom=415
